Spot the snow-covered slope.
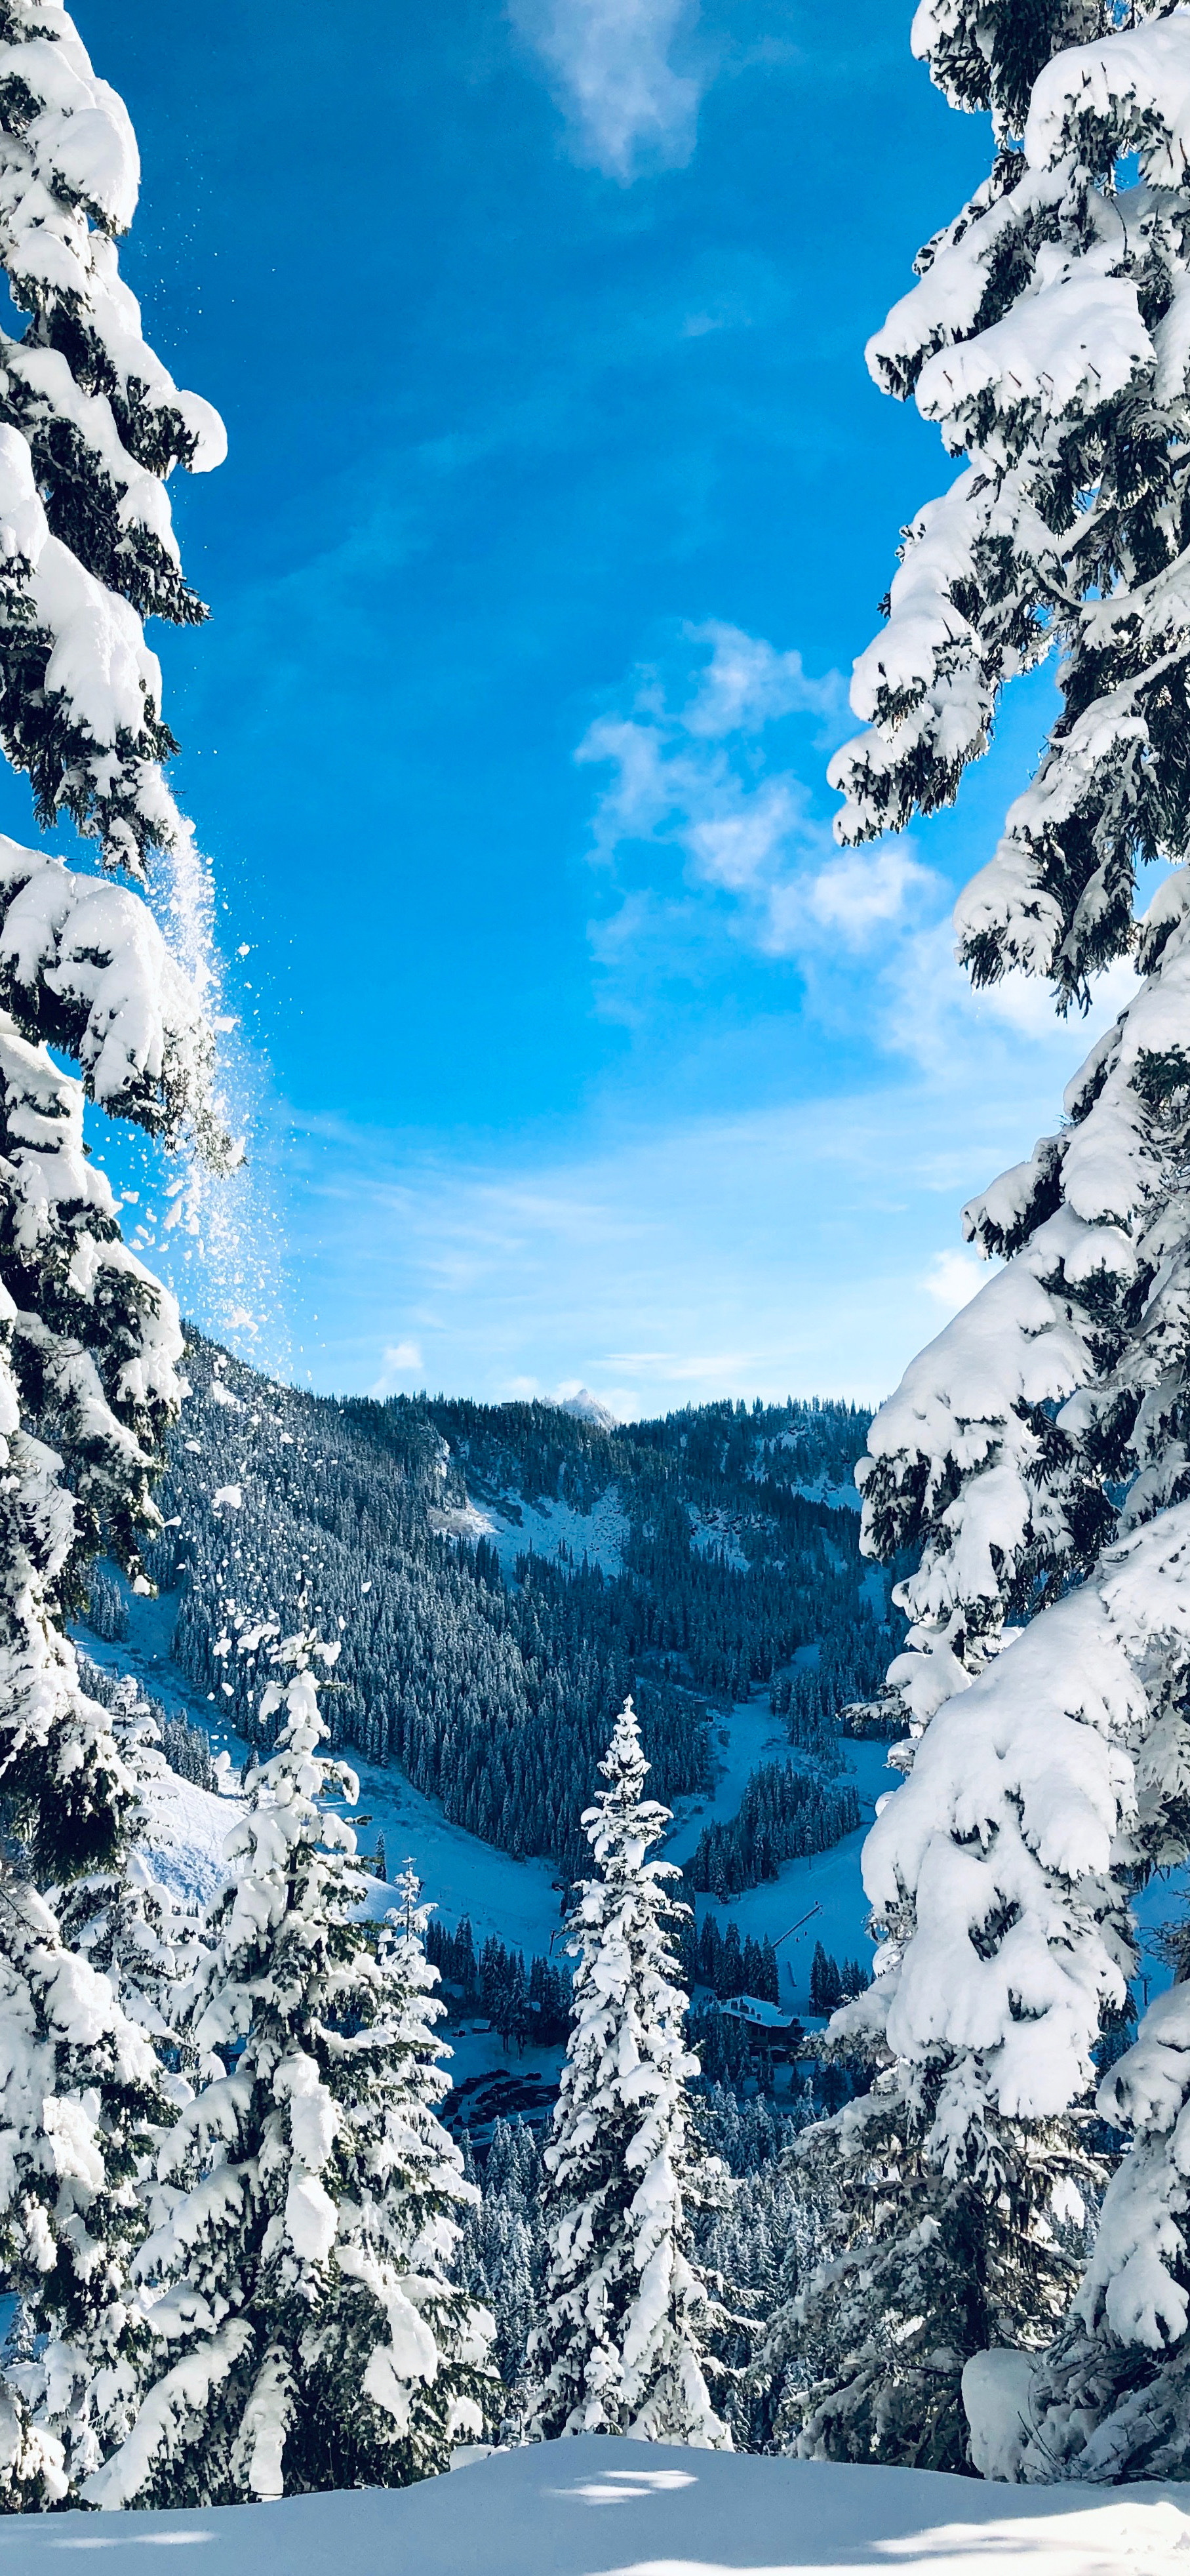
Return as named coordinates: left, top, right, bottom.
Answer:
left=137, top=1762, right=243, bottom=1906
left=11, top=2438, right=1190, bottom=2573
left=433, top=1480, right=631, bottom=1579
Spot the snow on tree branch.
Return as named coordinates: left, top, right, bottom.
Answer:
left=832, top=1, right=1190, bottom=1007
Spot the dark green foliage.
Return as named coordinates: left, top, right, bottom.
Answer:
left=424, top=1916, right=571, bottom=2050
left=771, top=1629, right=899, bottom=1752
left=456, top=2118, right=548, bottom=2407
left=690, top=1767, right=860, bottom=1899
left=677, top=1914, right=781, bottom=2006
left=157, top=1714, right=218, bottom=1795
left=689, top=2005, right=757, bottom=2091
left=808, top=1944, right=869, bottom=2016
left=85, top=1565, right=128, bottom=1643
left=157, top=1340, right=886, bottom=1875
left=706, top=1920, right=778, bottom=2004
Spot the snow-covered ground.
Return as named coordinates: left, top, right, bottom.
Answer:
left=346, top=1747, right=563, bottom=1956
left=665, top=1694, right=796, bottom=1862
left=665, top=1690, right=894, bottom=2015
left=138, top=1765, right=243, bottom=1907
left=77, top=1588, right=566, bottom=1961
left=433, top=1483, right=629, bottom=1580
left=9, top=2437, right=1190, bottom=2574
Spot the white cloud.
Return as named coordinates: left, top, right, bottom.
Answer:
left=681, top=622, right=843, bottom=736
left=572, top=622, right=1147, bottom=1087
left=923, top=1248, right=986, bottom=1315
left=579, top=714, right=681, bottom=861
left=576, top=623, right=923, bottom=967
left=684, top=778, right=804, bottom=896
left=883, top=916, right=1141, bottom=1087
left=804, top=846, right=934, bottom=940
left=278, top=1021, right=1101, bottom=1417
left=369, top=1338, right=424, bottom=1397
left=509, top=0, right=704, bottom=182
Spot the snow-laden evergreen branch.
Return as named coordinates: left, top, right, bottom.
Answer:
left=0, top=1849, right=179, bottom=2496
left=1024, top=1979, right=1190, bottom=2476
left=831, top=1, right=1190, bottom=1008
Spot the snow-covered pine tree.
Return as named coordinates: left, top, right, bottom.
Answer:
left=54, top=1677, right=206, bottom=2063
left=781, top=0, right=1190, bottom=2466
left=0, top=6, right=231, bottom=2507
left=0, top=1845, right=180, bottom=2502
left=1017, top=1975, right=1190, bottom=2479
left=87, top=1633, right=494, bottom=2508
left=526, top=1697, right=730, bottom=2447
left=0, top=0, right=231, bottom=1893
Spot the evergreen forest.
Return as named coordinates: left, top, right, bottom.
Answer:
left=149, top=1336, right=892, bottom=1879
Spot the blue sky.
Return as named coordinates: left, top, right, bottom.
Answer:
left=52, top=1, right=1134, bottom=1413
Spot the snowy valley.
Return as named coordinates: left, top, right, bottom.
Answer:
left=75, top=1343, right=896, bottom=2118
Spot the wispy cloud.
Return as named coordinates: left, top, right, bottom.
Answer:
left=681, top=622, right=841, bottom=735
left=578, top=620, right=925, bottom=973
left=368, top=1338, right=424, bottom=1397
left=923, top=1248, right=985, bottom=1316
left=509, top=0, right=706, bottom=182
left=576, top=619, right=1146, bottom=1092
left=270, top=1026, right=1122, bottom=1417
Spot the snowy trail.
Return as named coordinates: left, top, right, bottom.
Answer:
left=9, top=2438, right=1189, bottom=2575
left=665, top=1689, right=895, bottom=2012
left=664, top=1693, right=793, bottom=1862
left=342, top=1746, right=563, bottom=1957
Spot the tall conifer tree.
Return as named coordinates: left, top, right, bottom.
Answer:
left=788, top=0, right=1190, bottom=2465
left=88, top=1634, right=494, bottom=2507
left=0, top=3, right=229, bottom=2501
left=526, top=1697, right=730, bottom=2447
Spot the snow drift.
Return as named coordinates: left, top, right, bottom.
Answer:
left=8, top=2437, right=1190, bottom=2576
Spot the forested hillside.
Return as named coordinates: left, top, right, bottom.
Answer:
left=129, top=1337, right=894, bottom=1876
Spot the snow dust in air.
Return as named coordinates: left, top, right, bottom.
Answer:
left=149, top=822, right=291, bottom=1379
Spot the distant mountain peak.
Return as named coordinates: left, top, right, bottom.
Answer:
left=557, top=1387, right=618, bottom=1430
